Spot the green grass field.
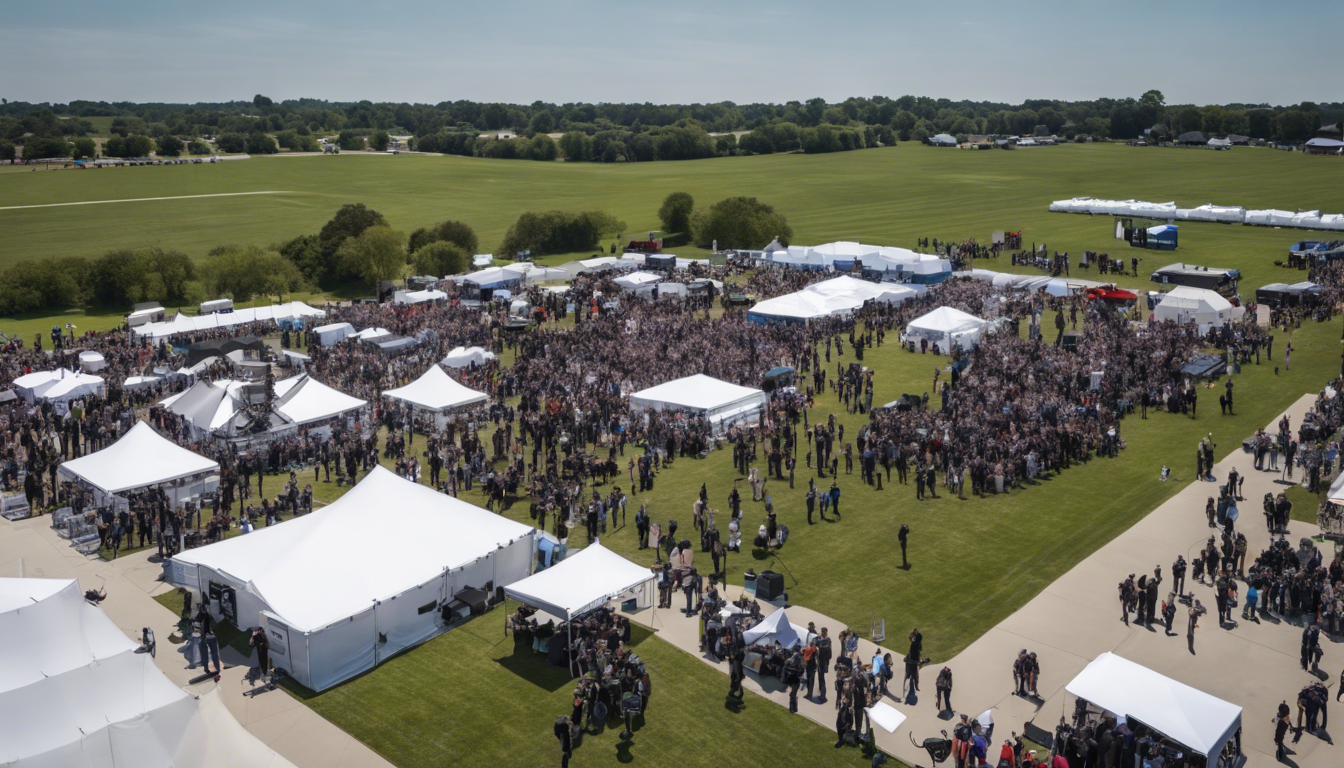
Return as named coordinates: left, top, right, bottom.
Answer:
left=10, top=144, right=1344, bottom=767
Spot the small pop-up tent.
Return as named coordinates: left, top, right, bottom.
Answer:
left=504, top=543, right=654, bottom=622
left=903, top=306, right=990, bottom=352
left=1065, top=652, right=1241, bottom=761
left=741, top=608, right=816, bottom=650
left=58, top=421, right=219, bottom=498
left=613, top=271, right=664, bottom=291
left=383, top=365, right=488, bottom=413
left=0, top=577, right=294, bottom=768
left=630, top=374, right=767, bottom=430
left=167, top=467, right=536, bottom=691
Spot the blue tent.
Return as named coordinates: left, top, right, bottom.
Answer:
left=1146, top=225, right=1178, bottom=251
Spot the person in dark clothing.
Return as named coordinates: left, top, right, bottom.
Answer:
left=936, top=666, right=953, bottom=713
left=816, top=627, right=832, bottom=703
left=249, top=627, right=270, bottom=681
left=1274, top=713, right=1289, bottom=761
left=785, top=649, right=803, bottom=713
left=899, top=524, right=910, bottom=568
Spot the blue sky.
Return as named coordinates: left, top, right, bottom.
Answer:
left=2, top=1, right=1335, bottom=106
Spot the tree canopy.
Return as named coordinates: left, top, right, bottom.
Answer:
left=690, top=197, right=792, bottom=250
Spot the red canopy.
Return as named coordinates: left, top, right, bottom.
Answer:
left=1088, top=287, right=1138, bottom=301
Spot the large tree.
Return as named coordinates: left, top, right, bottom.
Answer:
left=337, top=225, right=406, bottom=286
left=657, top=192, right=694, bottom=235
left=203, top=245, right=306, bottom=302
left=412, top=241, right=470, bottom=277
left=156, top=135, right=184, bottom=156
left=690, top=197, right=792, bottom=250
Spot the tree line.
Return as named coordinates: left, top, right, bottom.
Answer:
left=2, top=90, right=1338, bottom=162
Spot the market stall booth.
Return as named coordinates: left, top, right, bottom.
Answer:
left=166, top=467, right=536, bottom=691
left=383, top=365, right=489, bottom=427
left=1065, top=653, right=1241, bottom=767
left=902, top=306, right=990, bottom=353
left=1152, top=286, right=1244, bottom=332
left=0, top=577, right=294, bottom=768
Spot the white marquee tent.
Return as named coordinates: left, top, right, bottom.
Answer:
left=383, top=365, right=488, bottom=413
left=58, top=421, right=219, bottom=497
left=630, top=374, right=767, bottom=430
left=133, top=301, right=326, bottom=340
left=78, top=350, right=107, bottom=372
left=271, top=375, right=367, bottom=426
left=166, top=467, right=537, bottom=691
left=163, top=375, right=365, bottom=440
left=12, top=369, right=105, bottom=404
left=613, top=271, right=664, bottom=291
left=0, top=577, right=293, bottom=768
left=747, top=276, right=916, bottom=323
left=903, top=306, right=990, bottom=352
left=1065, top=652, right=1241, bottom=759
left=393, top=289, right=448, bottom=305
left=1153, top=286, right=1244, bottom=330
left=504, top=543, right=654, bottom=623
left=441, top=345, right=498, bottom=369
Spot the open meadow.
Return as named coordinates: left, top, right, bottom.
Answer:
left=8, top=143, right=1344, bottom=767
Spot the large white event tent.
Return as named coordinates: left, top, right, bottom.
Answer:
left=1152, top=286, right=1243, bottom=330
left=166, top=466, right=536, bottom=691
left=613, top=271, right=664, bottom=291
left=383, top=365, right=488, bottom=413
left=1065, top=652, right=1241, bottom=760
left=903, top=307, right=990, bottom=352
left=164, top=374, right=366, bottom=440
left=629, top=374, right=767, bottom=430
left=58, top=421, right=219, bottom=500
left=1051, top=197, right=1344, bottom=231
left=12, top=368, right=105, bottom=404
left=0, top=577, right=293, bottom=768
left=133, top=301, right=325, bottom=340
left=504, top=543, right=654, bottom=624
left=748, top=276, right=917, bottom=324
left=441, top=345, right=498, bottom=369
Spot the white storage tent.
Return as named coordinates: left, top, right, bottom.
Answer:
left=383, top=365, right=488, bottom=413
left=58, top=421, right=219, bottom=496
left=613, top=271, right=664, bottom=290
left=1291, top=210, right=1323, bottom=229
left=1245, top=209, right=1297, bottom=227
left=630, top=374, right=767, bottom=430
left=504, top=543, right=654, bottom=623
left=441, top=345, right=497, bottom=369
left=903, top=307, right=990, bottom=352
left=1318, top=213, right=1344, bottom=231
left=78, top=351, right=107, bottom=372
left=134, top=302, right=325, bottom=340
left=312, top=322, right=355, bottom=346
left=748, top=291, right=859, bottom=323
left=393, top=289, right=448, bottom=305
left=1153, top=286, right=1244, bottom=330
left=1175, top=204, right=1245, bottom=223
left=352, top=326, right=393, bottom=342
left=1066, top=652, right=1241, bottom=759
left=0, top=578, right=293, bottom=768
left=167, top=467, right=537, bottom=691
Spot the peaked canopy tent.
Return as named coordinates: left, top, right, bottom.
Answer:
left=613, top=271, right=664, bottom=291
left=0, top=577, right=294, bottom=768
left=1153, top=286, right=1244, bottom=330
left=903, top=306, right=991, bottom=352
left=1065, top=652, right=1241, bottom=761
left=272, top=374, right=367, bottom=427
left=58, top=421, right=219, bottom=503
left=630, top=374, right=767, bottom=432
left=747, top=276, right=917, bottom=324
left=383, top=364, right=489, bottom=413
left=166, top=467, right=537, bottom=691
left=740, top=608, right=816, bottom=650
left=133, top=301, right=325, bottom=341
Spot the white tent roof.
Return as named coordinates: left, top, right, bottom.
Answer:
left=173, top=467, right=535, bottom=631
left=12, top=369, right=105, bottom=402
left=394, top=289, right=448, bottom=305
left=352, top=327, right=392, bottom=341
left=805, top=275, right=917, bottom=304
left=504, top=543, right=653, bottom=620
left=58, top=421, right=219, bottom=495
left=461, top=266, right=522, bottom=287
left=741, top=608, right=816, bottom=649
left=383, top=365, right=488, bottom=413
left=0, top=578, right=293, bottom=768
left=579, top=256, right=619, bottom=271
left=1158, top=285, right=1233, bottom=313
left=272, top=375, right=366, bottom=426
left=750, top=291, right=858, bottom=321
left=441, top=345, right=497, bottom=368
left=907, top=306, right=987, bottom=334
left=133, top=302, right=325, bottom=340
left=630, top=374, right=766, bottom=416
left=1065, top=652, right=1241, bottom=757
left=1327, top=471, right=1344, bottom=505
left=613, top=271, right=663, bottom=289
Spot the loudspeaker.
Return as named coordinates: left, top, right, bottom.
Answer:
left=1062, top=331, right=1081, bottom=351
left=756, top=570, right=785, bottom=601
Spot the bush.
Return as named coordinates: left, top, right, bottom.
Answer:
left=22, top=136, right=72, bottom=160
left=409, top=220, right=479, bottom=255
left=216, top=133, right=247, bottom=153
left=156, top=135, right=184, bottom=156
left=690, top=197, right=792, bottom=250
left=0, top=258, right=86, bottom=315
left=247, top=132, right=279, bottom=154
left=87, top=247, right=196, bottom=307
left=369, top=130, right=390, bottom=151
left=499, top=210, right=626, bottom=258
left=187, top=139, right=211, bottom=155
left=201, top=245, right=307, bottom=303
left=412, top=241, right=470, bottom=276
left=338, top=131, right=366, bottom=151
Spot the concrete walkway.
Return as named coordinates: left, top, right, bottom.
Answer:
left=0, top=512, right=393, bottom=768
left=628, top=395, right=1341, bottom=768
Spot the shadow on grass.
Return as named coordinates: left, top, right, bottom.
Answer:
left=494, top=647, right=574, bottom=693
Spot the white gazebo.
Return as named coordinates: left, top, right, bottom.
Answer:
left=383, top=365, right=489, bottom=414
left=903, top=306, right=990, bottom=352
left=58, top=421, right=219, bottom=504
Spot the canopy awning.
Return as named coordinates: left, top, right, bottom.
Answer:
left=383, top=365, right=488, bottom=413
left=58, top=421, right=219, bottom=495
left=504, top=543, right=653, bottom=620
left=1065, top=652, right=1241, bottom=757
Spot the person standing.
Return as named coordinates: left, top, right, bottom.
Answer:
left=1274, top=711, right=1289, bottom=761
left=899, top=524, right=910, bottom=568
left=816, top=628, right=832, bottom=703
left=829, top=482, right=841, bottom=519
left=785, top=649, right=803, bottom=713
left=249, top=627, right=270, bottom=681
left=1172, top=555, right=1187, bottom=597
left=805, top=482, right=817, bottom=525
left=936, top=666, right=953, bottom=713
left=195, top=604, right=222, bottom=681
left=803, top=640, right=818, bottom=700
